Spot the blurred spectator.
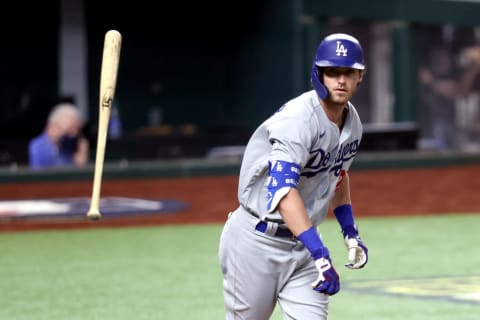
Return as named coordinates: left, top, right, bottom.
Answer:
left=455, top=45, right=480, bottom=150
left=418, top=43, right=480, bottom=151
left=417, top=46, right=459, bottom=149
left=28, top=102, right=89, bottom=169
left=147, top=81, right=165, bottom=126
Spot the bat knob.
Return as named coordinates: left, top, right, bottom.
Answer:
left=87, top=209, right=102, bottom=221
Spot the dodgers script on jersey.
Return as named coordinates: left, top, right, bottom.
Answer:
left=238, top=89, right=362, bottom=226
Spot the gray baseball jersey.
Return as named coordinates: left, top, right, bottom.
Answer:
left=219, top=89, right=362, bottom=319
left=238, top=89, right=362, bottom=225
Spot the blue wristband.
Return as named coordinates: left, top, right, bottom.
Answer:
left=333, top=204, right=357, bottom=236
left=297, top=226, right=328, bottom=260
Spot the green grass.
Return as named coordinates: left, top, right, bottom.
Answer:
left=1, top=213, right=480, bottom=319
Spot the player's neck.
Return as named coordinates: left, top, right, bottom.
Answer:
left=322, top=102, right=348, bottom=129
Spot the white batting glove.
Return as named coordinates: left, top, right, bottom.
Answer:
left=344, top=234, right=368, bottom=269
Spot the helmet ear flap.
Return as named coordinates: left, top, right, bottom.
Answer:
left=311, top=64, right=328, bottom=99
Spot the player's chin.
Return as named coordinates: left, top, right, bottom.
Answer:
left=329, top=95, right=350, bottom=105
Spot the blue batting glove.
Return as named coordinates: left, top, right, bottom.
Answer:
left=312, top=254, right=340, bottom=295
left=297, top=227, right=340, bottom=295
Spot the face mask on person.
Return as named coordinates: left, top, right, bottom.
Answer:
left=59, top=135, right=79, bottom=154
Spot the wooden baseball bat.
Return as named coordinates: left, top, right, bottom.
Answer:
left=86, top=30, right=122, bottom=220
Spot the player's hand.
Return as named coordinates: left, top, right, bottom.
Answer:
left=312, top=256, right=340, bottom=295
left=343, top=229, right=368, bottom=269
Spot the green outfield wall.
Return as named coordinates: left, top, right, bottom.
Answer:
left=1, top=150, right=479, bottom=183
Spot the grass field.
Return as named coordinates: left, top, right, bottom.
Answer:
left=1, top=213, right=480, bottom=319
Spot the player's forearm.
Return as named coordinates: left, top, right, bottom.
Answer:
left=330, top=171, right=351, bottom=210
left=280, top=189, right=333, bottom=269
left=330, top=172, right=361, bottom=243
left=277, top=188, right=312, bottom=236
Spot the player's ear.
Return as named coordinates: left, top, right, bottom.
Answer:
left=357, top=70, right=365, bottom=86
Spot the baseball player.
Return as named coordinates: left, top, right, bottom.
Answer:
left=218, top=33, right=369, bottom=319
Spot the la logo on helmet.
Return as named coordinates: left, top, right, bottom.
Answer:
left=336, top=41, right=348, bottom=57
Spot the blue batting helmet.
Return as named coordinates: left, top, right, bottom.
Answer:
left=311, top=33, right=365, bottom=99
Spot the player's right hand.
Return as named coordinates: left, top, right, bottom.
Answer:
left=312, top=256, right=340, bottom=295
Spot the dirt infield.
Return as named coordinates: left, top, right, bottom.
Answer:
left=1, top=163, right=479, bottom=232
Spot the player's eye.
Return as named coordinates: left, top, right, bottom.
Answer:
left=323, top=68, right=356, bottom=77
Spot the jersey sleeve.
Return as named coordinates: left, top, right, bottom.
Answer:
left=264, top=106, right=316, bottom=212
left=266, top=113, right=314, bottom=166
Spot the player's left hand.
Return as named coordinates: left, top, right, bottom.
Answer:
left=343, top=231, right=368, bottom=269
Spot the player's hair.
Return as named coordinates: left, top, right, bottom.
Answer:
left=48, top=103, right=84, bottom=125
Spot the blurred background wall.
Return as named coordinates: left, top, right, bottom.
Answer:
left=1, top=0, right=480, bottom=165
